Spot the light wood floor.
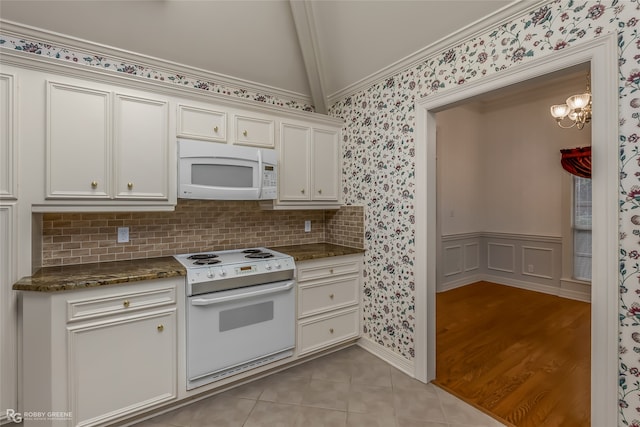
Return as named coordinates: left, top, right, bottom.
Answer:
left=434, top=281, right=591, bottom=427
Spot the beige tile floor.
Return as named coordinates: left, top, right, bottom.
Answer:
left=135, top=346, right=506, bottom=427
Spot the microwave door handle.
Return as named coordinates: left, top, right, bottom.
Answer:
left=190, top=281, right=294, bottom=306
left=257, top=149, right=263, bottom=199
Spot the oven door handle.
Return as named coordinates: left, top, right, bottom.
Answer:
left=190, top=281, right=294, bottom=306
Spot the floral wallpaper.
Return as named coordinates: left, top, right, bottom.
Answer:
left=2, top=0, right=640, bottom=423
left=0, top=33, right=314, bottom=112
left=328, top=0, right=639, bottom=424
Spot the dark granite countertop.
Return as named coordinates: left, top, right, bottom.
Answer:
left=270, top=243, right=365, bottom=262
left=13, top=244, right=364, bottom=293
left=12, top=257, right=186, bottom=293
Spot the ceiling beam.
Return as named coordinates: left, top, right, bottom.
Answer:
left=289, top=0, right=327, bottom=114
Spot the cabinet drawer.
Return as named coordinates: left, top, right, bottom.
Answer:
left=297, top=307, right=359, bottom=356
left=234, top=115, right=274, bottom=148
left=178, top=104, right=227, bottom=142
left=297, top=258, right=360, bottom=282
left=67, top=286, right=176, bottom=322
left=298, top=276, right=358, bottom=318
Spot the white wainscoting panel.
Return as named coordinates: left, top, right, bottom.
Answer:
left=443, top=245, right=462, bottom=277
left=487, top=243, right=515, bottom=273
left=438, top=232, right=588, bottom=301
left=522, top=246, right=554, bottom=279
left=464, top=243, right=480, bottom=272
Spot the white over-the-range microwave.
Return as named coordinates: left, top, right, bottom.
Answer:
left=178, top=139, right=278, bottom=200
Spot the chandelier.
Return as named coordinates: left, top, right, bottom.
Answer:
left=549, top=73, right=592, bottom=130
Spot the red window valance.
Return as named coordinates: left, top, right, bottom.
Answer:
left=560, top=146, right=591, bottom=179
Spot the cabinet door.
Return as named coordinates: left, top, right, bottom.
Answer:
left=177, top=104, right=226, bottom=142
left=235, top=115, right=275, bottom=148
left=47, top=81, right=110, bottom=198
left=114, top=94, right=169, bottom=199
left=0, top=205, right=17, bottom=421
left=312, top=128, right=340, bottom=201
left=0, top=74, right=16, bottom=199
left=68, top=309, right=177, bottom=426
left=280, top=123, right=311, bottom=201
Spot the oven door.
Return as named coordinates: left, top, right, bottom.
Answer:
left=186, top=280, right=295, bottom=389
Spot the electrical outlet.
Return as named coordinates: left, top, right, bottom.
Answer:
left=117, top=227, right=129, bottom=243
left=304, top=220, right=311, bottom=233
left=527, top=264, right=534, bottom=273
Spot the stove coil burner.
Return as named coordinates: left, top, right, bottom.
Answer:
left=242, top=249, right=262, bottom=254
left=187, top=253, right=221, bottom=265
left=188, top=254, right=219, bottom=260
left=245, top=252, right=274, bottom=259
left=193, top=259, right=222, bottom=265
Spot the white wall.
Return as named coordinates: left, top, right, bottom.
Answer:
left=437, top=81, right=591, bottom=237
left=436, top=105, right=484, bottom=236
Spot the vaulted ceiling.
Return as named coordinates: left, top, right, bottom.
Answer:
left=1, top=1, right=537, bottom=112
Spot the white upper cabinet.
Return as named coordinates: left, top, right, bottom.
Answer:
left=234, top=114, right=275, bottom=148
left=273, top=120, right=342, bottom=209
left=0, top=74, right=17, bottom=200
left=280, top=123, right=311, bottom=201
left=44, top=79, right=174, bottom=210
left=177, top=104, right=227, bottom=142
left=114, top=94, right=169, bottom=199
left=312, top=128, right=340, bottom=201
left=47, top=81, right=111, bottom=199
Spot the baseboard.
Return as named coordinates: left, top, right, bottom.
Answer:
left=438, top=274, right=484, bottom=292
left=483, top=275, right=591, bottom=302
left=356, top=336, right=414, bottom=377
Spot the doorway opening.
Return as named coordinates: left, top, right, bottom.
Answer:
left=414, top=34, right=618, bottom=426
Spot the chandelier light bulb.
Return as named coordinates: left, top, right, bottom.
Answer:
left=567, top=93, right=591, bottom=110
left=550, top=104, right=570, bottom=119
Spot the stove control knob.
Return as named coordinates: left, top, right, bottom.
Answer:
left=219, top=269, right=227, bottom=277
left=274, top=263, right=281, bottom=269
left=207, top=270, right=214, bottom=279
left=265, top=264, right=272, bottom=270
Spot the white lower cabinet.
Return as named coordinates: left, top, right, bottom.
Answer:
left=69, top=309, right=176, bottom=426
left=296, top=254, right=362, bottom=356
left=21, top=278, right=179, bottom=427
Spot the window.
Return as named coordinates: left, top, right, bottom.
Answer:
left=573, top=176, right=592, bottom=281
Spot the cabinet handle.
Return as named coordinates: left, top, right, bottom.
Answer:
left=329, top=293, right=334, bottom=299
left=329, top=328, right=334, bottom=334
left=123, top=300, right=130, bottom=308
left=127, top=182, right=133, bottom=190
left=243, top=130, right=248, bottom=137
left=91, top=181, right=98, bottom=189
left=213, top=126, right=219, bottom=133
left=157, top=324, right=164, bottom=332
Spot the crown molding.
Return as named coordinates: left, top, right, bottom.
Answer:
left=326, top=0, right=550, bottom=106
left=0, top=20, right=314, bottom=108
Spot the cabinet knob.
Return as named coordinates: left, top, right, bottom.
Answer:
left=123, top=300, right=130, bottom=308
left=329, top=328, right=334, bottom=334
left=127, top=182, right=133, bottom=189
left=318, top=189, right=323, bottom=195
left=329, top=293, right=334, bottom=299
left=213, top=126, right=219, bottom=133
left=243, top=130, right=248, bottom=137
left=157, top=324, right=164, bottom=332
left=329, top=269, right=334, bottom=274
left=91, top=181, right=98, bottom=189
left=301, top=189, right=305, bottom=194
